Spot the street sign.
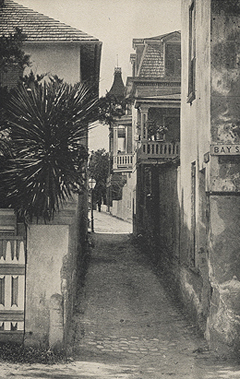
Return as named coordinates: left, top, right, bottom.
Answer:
left=210, top=144, right=240, bottom=155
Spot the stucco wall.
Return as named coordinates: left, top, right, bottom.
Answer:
left=111, top=173, right=135, bottom=224
left=181, top=0, right=211, bottom=238
left=206, top=195, right=240, bottom=356
left=25, top=224, right=69, bottom=347
left=180, top=0, right=240, bottom=357
left=24, top=195, right=84, bottom=349
left=210, top=0, right=240, bottom=192
left=24, top=42, right=81, bottom=84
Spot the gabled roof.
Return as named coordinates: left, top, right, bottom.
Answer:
left=0, top=0, right=100, bottom=43
left=144, top=30, right=181, bottom=42
left=133, top=31, right=181, bottom=48
left=133, top=31, right=181, bottom=78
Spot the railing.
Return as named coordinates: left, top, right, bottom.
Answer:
left=0, top=236, right=25, bottom=334
left=139, top=141, right=180, bottom=160
left=113, top=154, right=133, bottom=171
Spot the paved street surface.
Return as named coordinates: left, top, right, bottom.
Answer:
left=1, top=212, right=240, bottom=378
left=90, top=210, right=133, bottom=234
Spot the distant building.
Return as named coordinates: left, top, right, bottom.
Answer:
left=107, top=67, right=133, bottom=222
left=108, top=32, right=181, bottom=225
left=127, top=31, right=181, bottom=235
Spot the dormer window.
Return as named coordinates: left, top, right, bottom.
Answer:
left=165, top=43, right=181, bottom=77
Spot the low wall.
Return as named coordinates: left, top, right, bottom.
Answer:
left=111, top=200, right=132, bottom=223
left=25, top=224, right=69, bottom=348
left=24, top=194, right=86, bottom=350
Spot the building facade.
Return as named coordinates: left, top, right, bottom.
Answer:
left=180, top=0, right=240, bottom=357
left=106, top=67, right=134, bottom=222
left=127, top=32, right=181, bottom=239
left=108, top=32, right=181, bottom=227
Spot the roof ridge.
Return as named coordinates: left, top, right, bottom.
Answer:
left=1, top=0, right=100, bottom=42
left=145, top=30, right=181, bottom=41
left=133, top=30, right=181, bottom=47
left=7, top=0, right=83, bottom=31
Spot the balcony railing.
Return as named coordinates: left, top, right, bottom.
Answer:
left=139, top=141, right=180, bottom=161
left=113, top=154, right=133, bottom=171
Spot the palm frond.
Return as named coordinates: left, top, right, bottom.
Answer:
left=0, top=80, right=100, bottom=221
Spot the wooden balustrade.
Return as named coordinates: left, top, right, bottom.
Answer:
left=139, top=141, right=180, bottom=160
left=113, top=154, right=133, bottom=171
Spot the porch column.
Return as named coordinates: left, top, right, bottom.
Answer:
left=140, top=108, right=148, bottom=140
left=113, top=125, right=118, bottom=155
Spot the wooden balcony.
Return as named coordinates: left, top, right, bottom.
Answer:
left=113, top=153, right=133, bottom=172
left=138, top=141, right=180, bottom=162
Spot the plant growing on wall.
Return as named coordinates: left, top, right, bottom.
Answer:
left=0, top=79, right=99, bottom=221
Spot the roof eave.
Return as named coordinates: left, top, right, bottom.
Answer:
left=134, top=98, right=181, bottom=108
left=24, top=40, right=102, bottom=44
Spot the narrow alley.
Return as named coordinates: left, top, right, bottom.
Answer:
left=70, top=211, right=240, bottom=379
left=1, top=212, right=240, bottom=378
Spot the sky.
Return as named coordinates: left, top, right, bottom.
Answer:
left=17, top=0, right=182, bottom=151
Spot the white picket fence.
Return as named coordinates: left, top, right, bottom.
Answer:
left=0, top=237, right=25, bottom=334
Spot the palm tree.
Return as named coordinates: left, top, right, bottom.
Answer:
left=0, top=79, right=99, bottom=221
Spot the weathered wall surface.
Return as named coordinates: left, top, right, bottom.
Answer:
left=177, top=0, right=211, bottom=332
left=206, top=195, right=240, bottom=356
left=206, top=0, right=240, bottom=356
left=179, top=0, right=240, bottom=357
left=210, top=0, right=240, bottom=193
left=24, top=195, right=85, bottom=350
left=181, top=0, right=211, bottom=242
left=25, top=224, right=69, bottom=348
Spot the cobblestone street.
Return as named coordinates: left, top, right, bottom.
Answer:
left=1, top=212, right=240, bottom=378
left=70, top=211, right=240, bottom=379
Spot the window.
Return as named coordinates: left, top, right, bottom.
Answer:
left=188, top=1, right=196, bottom=103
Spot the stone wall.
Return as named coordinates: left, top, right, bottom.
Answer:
left=179, top=0, right=240, bottom=357
left=206, top=196, right=240, bottom=356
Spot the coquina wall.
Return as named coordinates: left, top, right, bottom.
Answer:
left=179, top=0, right=240, bottom=357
